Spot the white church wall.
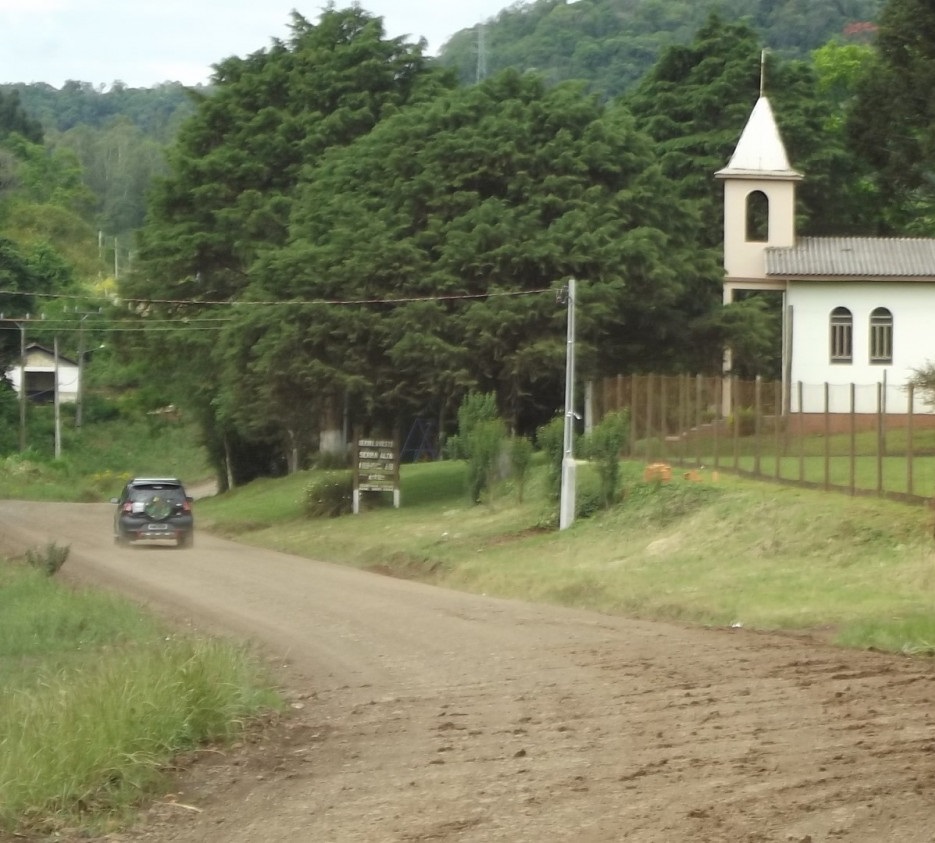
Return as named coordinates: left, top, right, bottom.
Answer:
left=787, top=281, right=934, bottom=414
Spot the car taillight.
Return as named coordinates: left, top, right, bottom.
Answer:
left=121, top=502, right=133, bottom=513
left=181, top=499, right=191, bottom=512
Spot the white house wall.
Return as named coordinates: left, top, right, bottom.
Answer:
left=5, top=363, right=79, bottom=402
left=787, top=281, right=933, bottom=414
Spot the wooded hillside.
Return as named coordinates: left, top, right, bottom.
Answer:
left=439, top=0, right=883, bottom=96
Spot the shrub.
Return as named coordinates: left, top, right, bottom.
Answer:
left=727, top=406, right=757, bottom=437
left=303, top=471, right=353, bottom=518
left=78, top=394, right=121, bottom=424
left=536, top=415, right=566, bottom=500
left=586, top=411, right=630, bottom=508
left=466, top=418, right=506, bottom=503
left=24, top=542, right=70, bottom=576
left=454, top=392, right=506, bottom=503
left=314, top=450, right=350, bottom=471
left=907, top=360, right=935, bottom=408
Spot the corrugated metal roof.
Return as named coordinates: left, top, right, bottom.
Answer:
left=766, top=237, right=935, bottom=278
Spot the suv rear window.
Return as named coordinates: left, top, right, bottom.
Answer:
left=129, top=484, right=185, bottom=502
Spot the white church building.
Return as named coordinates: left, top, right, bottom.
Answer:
left=717, top=96, right=935, bottom=422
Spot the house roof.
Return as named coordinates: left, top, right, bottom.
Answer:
left=23, top=343, right=79, bottom=366
left=715, top=96, right=802, bottom=181
left=766, top=237, right=935, bottom=279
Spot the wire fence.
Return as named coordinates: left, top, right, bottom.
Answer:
left=595, top=374, right=935, bottom=505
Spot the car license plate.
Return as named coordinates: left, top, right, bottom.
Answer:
left=146, top=524, right=170, bottom=531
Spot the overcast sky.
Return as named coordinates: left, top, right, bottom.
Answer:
left=0, top=1, right=511, bottom=89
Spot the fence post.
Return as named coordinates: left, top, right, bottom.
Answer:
left=732, top=375, right=740, bottom=471
left=823, top=383, right=831, bottom=491
left=849, top=383, right=856, bottom=496
left=798, top=381, right=805, bottom=483
left=678, top=375, right=687, bottom=467
left=630, top=375, right=638, bottom=457
left=908, top=383, right=915, bottom=498
left=714, top=377, right=722, bottom=472
left=754, top=375, right=762, bottom=477
left=695, top=374, right=703, bottom=468
left=876, top=382, right=884, bottom=496
left=646, top=373, right=654, bottom=462
left=774, top=379, right=781, bottom=480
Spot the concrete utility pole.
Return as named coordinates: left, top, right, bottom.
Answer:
left=18, top=320, right=26, bottom=452
left=54, top=336, right=61, bottom=459
left=74, top=310, right=99, bottom=429
left=559, top=277, right=577, bottom=530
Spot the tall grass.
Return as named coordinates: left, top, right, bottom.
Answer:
left=0, top=415, right=211, bottom=502
left=0, top=566, right=281, bottom=835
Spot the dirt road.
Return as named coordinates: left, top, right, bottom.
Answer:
left=2, top=500, right=935, bottom=842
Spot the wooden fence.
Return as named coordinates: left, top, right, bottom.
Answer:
left=595, top=374, right=935, bottom=505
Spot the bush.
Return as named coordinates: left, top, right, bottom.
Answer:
left=455, top=392, right=506, bottom=503
left=313, top=450, right=350, bottom=471
left=727, top=406, right=757, bottom=437
left=586, top=411, right=630, bottom=508
left=303, top=471, right=353, bottom=518
left=536, top=415, right=566, bottom=500
left=907, top=360, right=935, bottom=408
left=0, top=384, right=18, bottom=454
left=77, top=394, right=121, bottom=424
left=24, top=542, right=70, bottom=576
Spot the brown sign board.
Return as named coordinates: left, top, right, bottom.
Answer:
left=353, top=437, right=400, bottom=500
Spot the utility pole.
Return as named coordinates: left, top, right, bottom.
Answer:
left=74, top=309, right=98, bottom=428
left=53, top=336, right=62, bottom=459
left=18, top=320, right=26, bottom=452
left=559, top=277, right=577, bottom=530
left=1, top=317, right=29, bottom=451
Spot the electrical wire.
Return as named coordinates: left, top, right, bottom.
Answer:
left=0, top=286, right=557, bottom=332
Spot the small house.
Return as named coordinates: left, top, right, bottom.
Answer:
left=4, top=343, right=80, bottom=403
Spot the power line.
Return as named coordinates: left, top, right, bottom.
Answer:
left=0, top=286, right=559, bottom=333
left=0, top=287, right=554, bottom=308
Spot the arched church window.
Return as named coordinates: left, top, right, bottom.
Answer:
left=830, top=307, right=852, bottom=363
left=869, top=307, right=893, bottom=364
left=745, top=190, right=769, bottom=242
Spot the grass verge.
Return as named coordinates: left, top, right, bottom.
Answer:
left=0, top=563, right=281, bottom=837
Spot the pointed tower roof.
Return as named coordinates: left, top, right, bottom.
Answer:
left=715, top=96, right=802, bottom=181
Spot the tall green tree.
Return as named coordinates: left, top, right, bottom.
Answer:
left=847, top=0, right=935, bottom=232
left=242, top=68, right=714, bottom=447
left=627, top=14, right=863, bottom=244
left=133, top=7, right=451, bottom=308
left=0, top=89, right=43, bottom=144
left=128, top=7, right=454, bottom=483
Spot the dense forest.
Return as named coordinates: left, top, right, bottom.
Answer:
left=3, top=0, right=933, bottom=484
left=439, top=0, right=883, bottom=95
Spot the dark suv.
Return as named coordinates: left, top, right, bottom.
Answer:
left=112, top=477, right=194, bottom=548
